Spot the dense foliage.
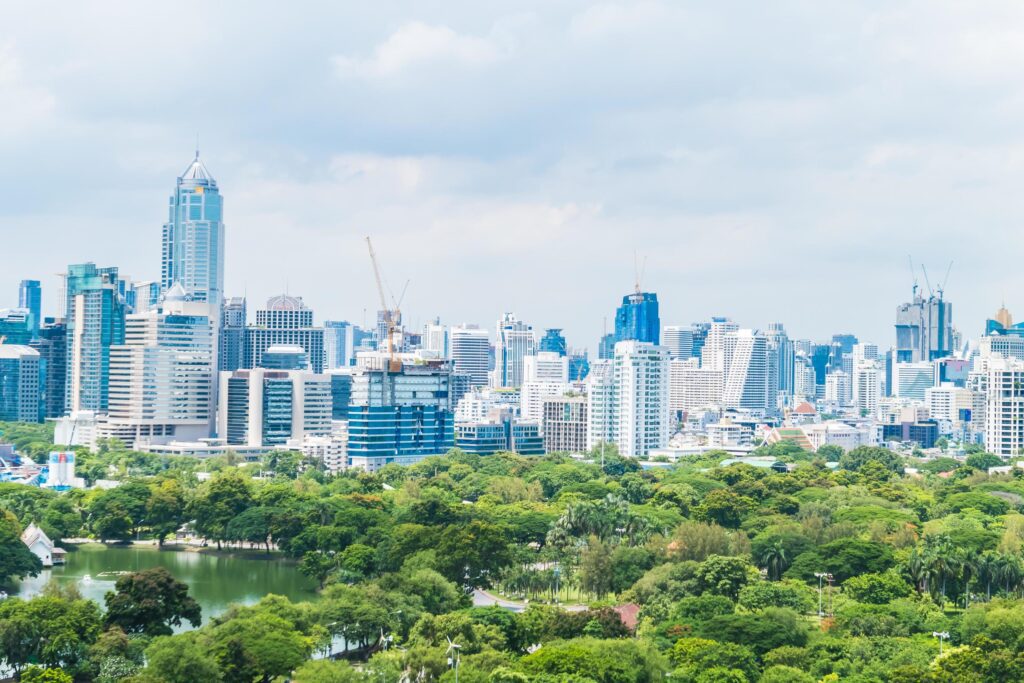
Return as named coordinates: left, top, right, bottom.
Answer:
left=5, top=428, right=1024, bottom=680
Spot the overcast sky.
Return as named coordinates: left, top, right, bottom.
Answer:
left=2, top=1, right=1022, bottom=350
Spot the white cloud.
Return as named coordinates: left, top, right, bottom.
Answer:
left=333, top=22, right=507, bottom=79
left=0, top=42, right=55, bottom=136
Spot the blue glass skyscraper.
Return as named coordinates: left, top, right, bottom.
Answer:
left=18, top=280, right=41, bottom=338
left=64, top=263, right=126, bottom=414
left=161, top=152, right=225, bottom=307
left=614, top=291, right=660, bottom=345
left=539, top=328, right=567, bottom=356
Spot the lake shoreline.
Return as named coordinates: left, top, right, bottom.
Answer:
left=59, top=538, right=290, bottom=560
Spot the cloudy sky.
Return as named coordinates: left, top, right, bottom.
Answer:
left=2, top=2, right=1022, bottom=350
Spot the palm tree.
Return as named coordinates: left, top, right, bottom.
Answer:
left=758, top=541, right=789, bottom=581
left=905, top=547, right=929, bottom=595
left=975, top=552, right=998, bottom=601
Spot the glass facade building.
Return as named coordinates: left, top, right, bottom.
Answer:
left=539, top=328, right=567, bottom=356
left=0, top=345, right=42, bottom=422
left=161, top=153, right=225, bottom=307
left=614, top=292, right=660, bottom=345
left=18, top=280, right=41, bottom=338
left=65, top=263, right=127, bottom=414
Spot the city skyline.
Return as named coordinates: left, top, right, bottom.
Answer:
left=5, top=3, right=1024, bottom=348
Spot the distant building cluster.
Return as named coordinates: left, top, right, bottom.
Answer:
left=1, top=154, right=1020, bottom=474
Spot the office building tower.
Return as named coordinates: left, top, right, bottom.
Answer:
left=568, top=348, right=590, bottom=382
left=450, top=372, right=472, bottom=407
left=261, top=345, right=308, bottom=370
left=700, top=318, right=739, bottom=372
left=722, top=330, right=769, bottom=411
left=219, top=368, right=331, bottom=447
left=926, top=383, right=975, bottom=425
left=985, top=357, right=1024, bottom=458
left=809, top=344, right=831, bottom=396
left=690, top=322, right=711, bottom=360
left=160, top=152, right=225, bottom=307
left=852, top=361, right=880, bottom=416
left=64, top=263, right=127, bottom=414
left=346, top=362, right=455, bottom=471
left=130, top=281, right=161, bottom=315
left=586, top=341, right=669, bottom=458
left=892, top=361, right=935, bottom=400
left=494, top=313, right=536, bottom=388
left=0, top=345, right=42, bottom=422
left=543, top=395, right=588, bottom=453
left=662, top=325, right=694, bottom=361
left=977, top=334, right=1024, bottom=363
left=614, top=291, right=660, bottom=345
left=450, top=325, right=490, bottom=387
left=245, top=295, right=325, bottom=373
left=852, top=343, right=879, bottom=363
left=105, top=285, right=216, bottom=445
left=669, top=358, right=724, bottom=413
left=31, top=319, right=67, bottom=419
left=324, top=320, right=357, bottom=368
left=895, top=286, right=953, bottom=362
left=219, top=297, right=247, bottom=371
left=18, top=280, right=41, bottom=338
left=423, top=322, right=448, bottom=359
left=765, top=322, right=794, bottom=398
left=327, top=369, right=353, bottom=420
left=0, top=309, right=33, bottom=345
left=520, top=352, right=570, bottom=423
left=598, top=333, right=616, bottom=360
left=831, top=334, right=858, bottom=356
left=538, top=328, right=567, bottom=356
left=457, top=415, right=544, bottom=456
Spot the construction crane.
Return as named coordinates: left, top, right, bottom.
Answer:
left=365, top=236, right=405, bottom=372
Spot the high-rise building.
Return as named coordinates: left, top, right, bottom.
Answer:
left=722, top=330, right=769, bottom=411
left=494, top=313, right=536, bottom=388
left=245, top=295, right=325, bottom=373
left=423, top=322, right=448, bottom=359
left=18, top=280, right=41, bottom=338
left=539, top=328, right=567, bottom=356
left=543, top=395, right=588, bottom=453
left=985, top=357, right=1024, bottom=458
left=895, top=286, right=953, bottom=362
left=457, top=415, right=544, bottom=456
left=926, top=383, right=975, bottom=425
left=669, top=358, right=724, bottom=413
left=346, top=362, right=455, bottom=471
left=64, top=263, right=127, bottom=414
left=893, top=361, right=935, bottom=400
left=219, top=297, right=247, bottom=372
left=614, top=292, right=660, bottom=345
left=261, top=345, right=308, bottom=370
left=598, top=333, right=616, bottom=360
left=161, top=152, right=225, bottom=307
left=824, top=370, right=851, bottom=406
left=765, top=323, right=794, bottom=398
left=662, top=325, right=694, bottom=361
left=793, top=353, right=816, bottom=402
left=520, top=352, right=570, bottom=423
left=31, top=319, right=68, bottom=419
left=218, top=368, right=331, bottom=447
left=0, top=309, right=33, bottom=345
left=105, top=285, right=215, bottom=446
left=586, top=341, right=669, bottom=458
left=130, top=281, right=161, bottom=315
left=0, top=345, right=42, bottom=422
left=852, top=361, right=880, bottom=416
left=568, top=348, right=590, bottom=382
left=700, top=318, right=739, bottom=372
left=450, top=325, right=490, bottom=387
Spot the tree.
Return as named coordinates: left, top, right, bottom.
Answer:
left=965, top=452, right=1004, bottom=471
left=694, top=555, right=754, bottom=600
left=757, top=540, right=790, bottom=581
left=89, top=481, right=151, bottom=540
left=436, top=520, right=513, bottom=588
left=225, top=506, right=279, bottom=552
left=0, top=509, right=42, bottom=584
left=208, top=610, right=312, bottom=683
left=759, top=665, right=815, bottom=683
left=104, top=567, right=201, bottom=636
left=693, top=489, right=755, bottom=529
left=299, top=550, right=337, bottom=589
left=189, top=469, right=253, bottom=548
left=147, top=478, right=186, bottom=545
left=0, top=590, right=103, bottom=677
left=20, top=667, right=73, bottom=683
left=697, top=608, right=808, bottom=656
left=842, top=571, right=914, bottom=605
left=785, top=538, right=894, bottom=583
left=144, top=633, right=221, bottom=683
left=737, top=580, right=814, bottom=613
left=838, top=446, right=904, bottom=474
left=670, top=637, right=758, bottom=682
left=291, top=659, right=362, bottom=682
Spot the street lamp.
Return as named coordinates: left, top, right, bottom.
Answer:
left=933, top=631, right=950, bottom=655
left=813, top=572, right=832, bottom=617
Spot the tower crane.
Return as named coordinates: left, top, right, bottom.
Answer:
left=365, top=236, right=406, bottom=372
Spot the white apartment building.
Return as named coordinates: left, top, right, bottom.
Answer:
left=722, top=330, right=768, bottom=411
left=824, top=370, right=851, bottom=406
left=926, top=383, right=975, bottom=423
left=586, top=342, right=670, bottom=458
left=985, top=357, right=1024, bottom=458
left=893, top=361, right=935, bottom=400
left=217, top=368, right=332, bottom=448
left=802, top=421, right=871, bottom=451
left=493, top=313, right=536, bottom=388
left=520, top=351, right=571, bottom=423
left=700, top=318, right=739, bottom=372
left=662, top=325, right=694, bottom=361
left=104, top=287, right=215, bottom=447
left=793, top=354, right=816, bottom=402
left=852, top=361, right=881, bottom=416
left=423, top=323, right=448, bottom=359
left=669, top=358, right=724, bottom=412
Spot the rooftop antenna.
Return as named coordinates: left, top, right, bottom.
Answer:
left=195, top=132, right=200, bottom=159
left=907, top=256, right=918, bottom=298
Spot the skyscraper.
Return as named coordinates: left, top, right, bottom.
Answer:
left=244, top=295, right=325, bottom=373
left=450, top=325, right=490, bottom=387
left=721, top=330, right=769, bottom=411
left=161, top=152, right=225, bottom=307
left=18, top=280, right=41, bottom=338
left=614, top=291, right=660, bottom=345
left=895, top=286, right=953, bottom=362
left=539, top=328, right=567, bottom=356
left=494, top=313, right=536, bottom=388
left=220, top=297, right=247, bottom=371
left=64, top=263, right=127, bottom=414
left=0, top=345, right=42, bottom=422
left=662, top=325, right=694, bottom=361
left=0, top=309, right=33, bottom=345
left=218, top=368, right=332, bottom=448
left=31, top=319, right=67, bottom=419
left=985, top=357, right=1024, bottom=458
left=765, top=322, right=794, bottom=398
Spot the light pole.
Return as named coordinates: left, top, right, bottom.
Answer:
left=814, top=572, right=832, bottom=617
left=933, top=631, right=950, bottom=655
